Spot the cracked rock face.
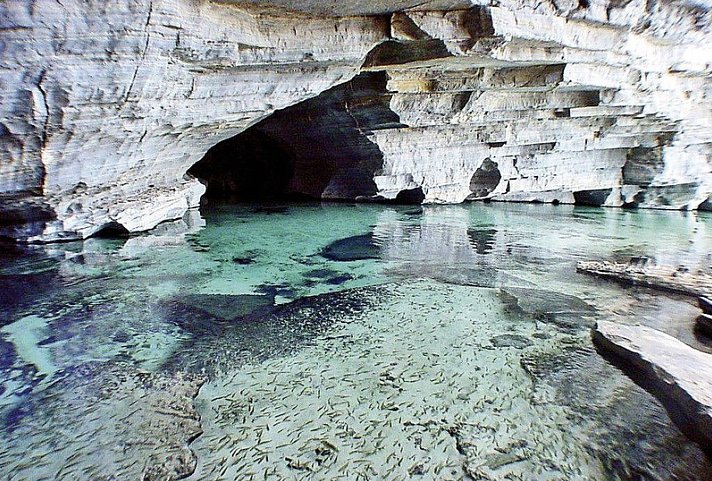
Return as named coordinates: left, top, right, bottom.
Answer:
left=1, top=0, right=711, bottom=241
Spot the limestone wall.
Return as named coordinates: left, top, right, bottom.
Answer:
left=0, top=0, right=710, bottom=241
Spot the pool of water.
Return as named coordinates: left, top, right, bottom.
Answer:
left=0, top=202, right=711, bottom=480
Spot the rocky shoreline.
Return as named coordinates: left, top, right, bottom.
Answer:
left=593, top=321, right=712, bottom=455
left=577, top=259, right=712, bottom=299
left=581, top=257, right=712, bottom=456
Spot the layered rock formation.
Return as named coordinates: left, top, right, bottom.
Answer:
left=1, top=0, right=710, bottom=241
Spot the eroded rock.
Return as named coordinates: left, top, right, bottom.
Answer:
left=578, top=260, right=712, bottom=298
left=1, top=1, right=711, bottom=241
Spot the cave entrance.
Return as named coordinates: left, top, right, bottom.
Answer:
left=189, top=130, right=295, bottom=202
left=188, top=72, right=403, bottom=203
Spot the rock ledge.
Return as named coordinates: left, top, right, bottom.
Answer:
left=593, top=321, right=712, bottom=453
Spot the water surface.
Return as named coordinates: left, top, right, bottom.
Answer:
left=1, top=203, right=711, bottom=480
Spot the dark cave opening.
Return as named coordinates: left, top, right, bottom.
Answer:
left=188, top=71, right=405, bottom=204
left=189, top=130, right=296, bottom=202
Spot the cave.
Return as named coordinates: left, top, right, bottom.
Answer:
left=188, top=72, right=404, bottom=203
left=188, top=130, right=295, bottom=202
left=573, top=188, right=613, bottom=207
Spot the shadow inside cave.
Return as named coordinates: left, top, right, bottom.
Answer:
left=188, top=71, right=405, bottom=203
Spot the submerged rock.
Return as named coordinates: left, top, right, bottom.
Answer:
left=177, top=294, right=274, bottom=320
left=499, top=287, right=595, bottom=332
left=159, top=286, right=379, bottom=378
left=0, top=363, right=204, bottom=481
left=593, top=321, right=712, bottom=453
left=320, top=234, right=380, bottom=261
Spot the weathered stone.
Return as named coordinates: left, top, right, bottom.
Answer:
left=578, top=260, right=712, bottom=298
left=593, top=321, right=712, bottom=452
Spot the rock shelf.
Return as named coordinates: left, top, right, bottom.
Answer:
left=577, top=260, right=712, bottom=298
left=593, top=321, right=712, bottom=454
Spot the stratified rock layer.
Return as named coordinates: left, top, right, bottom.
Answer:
left=1, top=0, right=711, bottom=240
left=0, top=0, right=388, bottom=241
left=593, top=321, right=712, bottom=452
left=577, top=259, right=712, bottom=298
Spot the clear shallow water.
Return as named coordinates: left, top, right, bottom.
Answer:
left=0, top=202, right=711, bottom=480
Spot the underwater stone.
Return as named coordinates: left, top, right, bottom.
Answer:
left=499, top=287, right=595, bottom=332
left=490, top=334, right=533, bottom=349
left=179, top=294, right=275, bottom=320
left=320, top=234, right=381, bottom=261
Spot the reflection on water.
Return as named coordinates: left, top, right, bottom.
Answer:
left=0, top=203, right=711, bottom=480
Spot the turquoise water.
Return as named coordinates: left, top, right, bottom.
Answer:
left=0, top=202, right=711, bottom=480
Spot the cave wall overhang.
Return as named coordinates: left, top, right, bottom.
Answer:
left=0, top=0, right=710, bottom=241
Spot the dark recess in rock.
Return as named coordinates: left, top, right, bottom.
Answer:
left=695, top=314, right=712, bottom=338
left=699, top=196, right=712, bottom=211
left=461, top=6, right=496, bottom=37
left=622, top=146, right=665, bottom=186
left=573, top=188, right=612, bottom=207
left=93, top=222, right=131, bottom=238
left=189, top=130, right=295, bottom=201
left=362, top=39, right=451, bottom=69
left=467, top=158, right=501, bottom=200
left=0, top=194, right=57, bottom=240
left=622, top=190, right=645, bottom=208
left=394, top=187, right=425, bottom=204
left=188, top=72, right=404, bottom=202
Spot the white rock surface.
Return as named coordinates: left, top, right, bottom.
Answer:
left=1, top=0, right=711, bottom=240
left=369, top=5, right=712, bottom=205
left=593, top=320, right=712, bottom=450
left=0, top=0, right=387, bottom=240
